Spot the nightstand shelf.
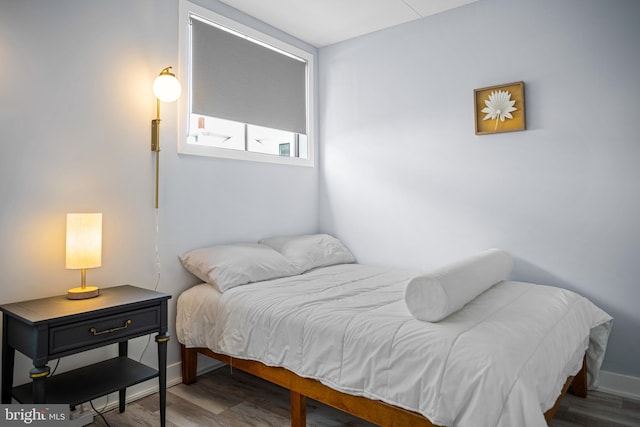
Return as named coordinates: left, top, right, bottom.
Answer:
left=11, top=357, right=157, bottom=406
left=1, top=285, right=171, bottom=427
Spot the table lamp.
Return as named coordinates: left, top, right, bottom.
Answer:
left=66, top=213, right=102, bottom=299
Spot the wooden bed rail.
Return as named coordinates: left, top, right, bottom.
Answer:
left=181, top=344, right=587, bottom=427
left=544, top=354, right=588, bottom=423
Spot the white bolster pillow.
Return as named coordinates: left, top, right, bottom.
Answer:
left=405, top=248, right=513, bottom=322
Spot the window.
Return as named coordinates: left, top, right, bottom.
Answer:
left=178, top=1, right=315, bottom=166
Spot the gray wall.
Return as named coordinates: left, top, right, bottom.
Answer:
left=319, top=0, right=640, bottom=377
left=0, top=0, right=318, bottom=385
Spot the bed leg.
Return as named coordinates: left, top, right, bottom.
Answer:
left=181, top=344, right=198, bottom=385
left=571, top=355, right=588, bottom=398
left=290, top=390, right=306, bottom=427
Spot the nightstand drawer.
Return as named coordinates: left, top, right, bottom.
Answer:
left=49, top=307, right=161, bottom=356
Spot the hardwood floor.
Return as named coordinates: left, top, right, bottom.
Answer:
left=88, top=367, right=640, bottom=427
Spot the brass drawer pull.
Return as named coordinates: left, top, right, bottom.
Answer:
left=90, top=319, right=132, bottom=336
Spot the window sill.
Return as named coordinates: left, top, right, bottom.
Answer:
left=178, top=142, right=314, bottom=167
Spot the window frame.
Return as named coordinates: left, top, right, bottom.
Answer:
left=178, top=0, right=315, bottom=167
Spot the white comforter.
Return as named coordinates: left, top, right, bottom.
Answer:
left=177, top=264, right=612, bottom=427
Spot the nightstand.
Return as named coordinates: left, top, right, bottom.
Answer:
left=1, top=285, right=171, bottom=426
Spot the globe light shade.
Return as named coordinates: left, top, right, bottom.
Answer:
left=153, top=71, right=182, bottom=102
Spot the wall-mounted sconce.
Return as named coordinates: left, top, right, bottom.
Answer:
left=66, top=213, right=102, bottom=299
left=151, top=66, right=181, bottom=208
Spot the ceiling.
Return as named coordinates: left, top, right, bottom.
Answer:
left=218, top=0, right=480, bottom=47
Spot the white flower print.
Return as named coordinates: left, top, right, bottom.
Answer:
left=481, top=90, right=518, bottom=130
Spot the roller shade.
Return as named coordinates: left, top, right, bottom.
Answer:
left=191, top=18, right=307, bottom=135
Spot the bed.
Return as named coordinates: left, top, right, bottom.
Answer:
left=176, top=235, right=612, bottom=427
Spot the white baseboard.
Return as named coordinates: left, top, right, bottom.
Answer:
left=598, top=370, right=640, bottom=400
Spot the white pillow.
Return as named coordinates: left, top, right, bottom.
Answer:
left=259, top=234, right=355, bottom=272
left=404, top=248, right=513, bottom=322
left=179, top=243, right=301, bottom=292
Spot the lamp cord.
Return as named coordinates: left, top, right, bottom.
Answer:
left=47, top=360, right=111, bottom=426
left=88, top=207, right=159, bottom=420
left=90, top=399, right=111, bottom=427
left=139, top=208, right=161, bottom=363
left=49, top=359, right=61, bottom=376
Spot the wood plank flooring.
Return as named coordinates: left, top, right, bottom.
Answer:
left=88, top=367, right=640, bottom=427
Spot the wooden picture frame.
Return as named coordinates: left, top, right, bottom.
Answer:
left=474, top=81, right=526, bottom=135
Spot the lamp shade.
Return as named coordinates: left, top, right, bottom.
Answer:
left=66, top=213, right=102, bottom=270
left=153, top=69, right=182, bottom=103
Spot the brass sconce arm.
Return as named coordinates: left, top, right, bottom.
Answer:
left=151, top=67, right=181, bottom=209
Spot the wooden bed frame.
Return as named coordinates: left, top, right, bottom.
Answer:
left=181, top=344, right=587, bottom=427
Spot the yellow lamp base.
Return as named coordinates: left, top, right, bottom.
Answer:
left=67, top=286, right=100, bottom=300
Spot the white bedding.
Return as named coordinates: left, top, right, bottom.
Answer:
left=176, top=264, right=612, bottom=427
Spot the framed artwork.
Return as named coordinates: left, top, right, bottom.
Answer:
left=474, top=81, right=526, bottom=135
